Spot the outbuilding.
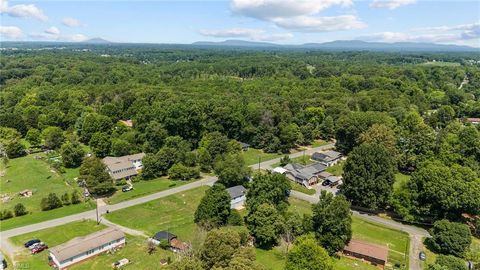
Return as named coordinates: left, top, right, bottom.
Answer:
left=226, top=185, right=247, bottom=209
left=343, top=239, right=388, bottom=268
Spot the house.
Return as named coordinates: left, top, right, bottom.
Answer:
left=149, top=231, right=188, bottom=253
left=466, top=118, right=480, bottom=125
left=48, top=227, right=125, bottom=270
left=102, top=153, right=145, bottom=180
left=272, top=167, right=288, bottom=174
left=226, top=185, right=247, bottom=209
left=343, top=239, right=388, bottom=268
left=311, top=150, right=343, bottom=167
left=318, top=171, right=333, bottom=180
left=240, top=142, right=250, bottom=151
left=326, top=175, right=342, bottom=186
left=283, top=163, right=326, bottom=187
left=119, top=119, right=133, bottom=128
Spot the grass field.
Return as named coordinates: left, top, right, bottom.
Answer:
left=0, top=155, right=95, bottom=231
left=290, top=182, right=316, bottom=195
left=242, top=148, right=282, bottom=166
left=10, top=220, right=106, bottom=270
left=325, top=160, right=345, bottom=176
left=105, top=177, right=199, bottom=204
left=105, top=186, right=209, bottom=240
left=271, top=154, right=314, bottom=168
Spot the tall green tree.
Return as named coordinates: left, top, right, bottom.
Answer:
left=342, top=143, right=396, bottom=209
left=89, top=132, right=111, bottom=158
left=79, top=157, right=115, bottom=195
left=194, top=184, right=231, bottom=228
left=25, top=128, right=41, bottom=147
left=60, top=141, right=85, bottom=168
left=246, top=172, right=290, bottom=213
left=42, top=126, right=65, bottom=149
left=285, top=234, right=333, bottom=270
left=429, top=220, right=472, bottom=257
left=246, top=203, right=284, bottom=248
left=214, top=154, right=250, bottom=187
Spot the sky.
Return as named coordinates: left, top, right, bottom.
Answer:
left=0, top=0, right=479, bottom=47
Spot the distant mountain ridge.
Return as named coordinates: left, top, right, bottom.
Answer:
left=83, top=37, right=112, bottom=44
left=192, top=39, right=477, bottom=52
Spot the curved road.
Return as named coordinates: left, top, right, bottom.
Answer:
left=1, top=143, right=429, bottom=270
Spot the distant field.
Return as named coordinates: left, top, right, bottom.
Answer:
left=10, top=220, right=106, bottom=270
left=0, top=155, right=94, bottom=231
left=105, top=186, right=208, bottom=240
left=242, top=148, right=282, bottom=166
left=420, top=61, right=461, bottom=67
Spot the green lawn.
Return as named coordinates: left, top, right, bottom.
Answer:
left=105, top=177, right=200, bottom=204
left=290, top=182, right=316, bottom=195
left=10, top=220, right=106, bottom=270
left=309, top=140, right=330, bottom=148
left=325, top=160, right=345, bottom=176
left=242, top=148, right=282, bottom=166
left=0, top=155, right=94, bottom=231
left=105, top=186, right=209, bottom=240
left=271, top=154, right=313, bottom=168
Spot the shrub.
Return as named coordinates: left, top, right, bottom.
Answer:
left=429, top=220, right=472, bottom=257
left=41, top=193, right=63, bottom=211
left=61, top=192, right=71, bottom=205
left=228, top=209, right=244, bottom=226
left=14, top=203, right=27, bottom=216
left=168, top=163, right=200, bottom=180
left=116, top=179, right=127, bottom=186
left=71, top=190, right=81, bottom=204
left=0, top=209, right=14, bottom=220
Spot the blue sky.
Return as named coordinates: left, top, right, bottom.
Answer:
left=1, top=0, right=479, bottom=47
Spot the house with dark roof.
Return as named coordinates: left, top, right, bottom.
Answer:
left=311, top=150, right=343, bottom=167
left=102, top=153, right=145, bottom=180
left=226, top=185, right=247, bottom=209
left=149, top=231, right=189, bottom=253
left=48, top=227, right=125, bottom=269
left=283, top=163, right=326, bottom=187
left=240, top=142, right=250, bottom=151
left=343, top=239, right=388, bottom=268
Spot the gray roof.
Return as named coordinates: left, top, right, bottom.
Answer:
left=153, top=231, right=177, bottom=242
left=50, top=227, right=125, bottom=262
left=240, top=142, right=250, bottom=148
left=284, top=163, right=326, bottom=181
left=102, top=153, right=145, bottom=180
left=226, top=185, right=247, bottom=199
left=311, top=150, right=342, bottom=162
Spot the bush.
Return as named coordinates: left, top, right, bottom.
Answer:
left=228, top=209, right=244, bottom=226
left=41, top=193, right=63, bottom=211
left=430, top=255, right=468, bottom=270
left=280, top=155, right=291, bottom=166
left=61, top=192, right=71, bottom=205
left=71, top=190, right=81, bottom=204
left=116, top=179, right=127, bottom=186
left=0, top=209, right=14, bottom=220
left=168, top=163, right=200, bottom=180
left=14, top=203, right=27, bottom=216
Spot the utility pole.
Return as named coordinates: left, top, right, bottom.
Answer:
left=95, top=198, right=99, bottom=224
left=303, top=149, right=306, bottom=164
left=258, top=156, right=261, bottom=171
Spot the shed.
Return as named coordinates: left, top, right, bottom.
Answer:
left=343, top=239, right=388, bottom=267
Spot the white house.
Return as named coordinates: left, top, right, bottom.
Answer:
left=48, top=227, right=125, bottom=269
left=226, top=185, right=247, bottom=209
left=102, top=153, right=145, bottom=180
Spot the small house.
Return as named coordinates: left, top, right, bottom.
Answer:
left=102, top=153, right=145, bottom=180
left=343, top=239, right=388, bottom=268
left=149, top=231, right=188, bottom=253
left=240, top=142, right=250, bottom=151
left=311, top=150, right=343, bottom=167
left=226, top=185, right=247, bottom=209
left=48, top=227, right=125, bottom=269
left=283, top=163, right=326, bottom=187
left=18, top=189, right=33, bottom=197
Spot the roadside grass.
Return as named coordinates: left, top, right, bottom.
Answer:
left=290, top=182, right=316, bottom=195
left=394, top=173, right=411, bottom=191
left=288, top=197, right=313, bottom=216
left=0, top=155, right=93, bottom=231
left=325, top=160, right=345, bottom=176
left=105, top=177, right=200, bottom=204
left=105, top=186, right=209, bottom=240
left=242, top=148, right=282, bottom=166
left=10, top=220, right=106, bottom=270
left=309, top=140, right=330, bottom=148
left=271, top=155, right=313, bottom=168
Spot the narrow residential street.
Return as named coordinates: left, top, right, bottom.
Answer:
left=1, top=142, right=429, bottom=270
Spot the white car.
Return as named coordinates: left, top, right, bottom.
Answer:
left=112, top=258, right=130, bottom=269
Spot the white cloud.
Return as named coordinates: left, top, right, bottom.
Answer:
left=0, top=25, right=24, bottom=39
left=69, top=34, right=88, bottom=42
left=273, top=15, right=366, bottom=32
left=45, top=26, right=60, bottom=35
left=199, top=28, right=293, bottom=41
left=357, top=22, right=480, bottom=46
left=230, top=0, right=364, bottom=32
left=62, top=17, right=83, bottom=27
left=0, top=0, right=48, bottom=21
left=370, top=0, right=416, bottom=10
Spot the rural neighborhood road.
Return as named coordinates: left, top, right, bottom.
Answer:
left=1, top=142, right=429, bottom=270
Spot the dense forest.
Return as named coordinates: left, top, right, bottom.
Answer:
left=1, top=45, right=480, bottom=223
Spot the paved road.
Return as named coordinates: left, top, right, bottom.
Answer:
left=0, top=144, right=334, bottom=259
left=290, top=190, right=429, bottom=270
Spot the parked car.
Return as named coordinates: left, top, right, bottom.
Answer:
left=112, top=258, right=130, bottom=268
left=24, top=239, right=41, bottom=248
left=122, top=185, right=133, bottom=192
left=322, top=180, right=331, bottom=186
left=31, top=244, right=48, bottom=254
left=419, top=251, right=426, bottom=261
left=28, top=242, right=45, bottom=250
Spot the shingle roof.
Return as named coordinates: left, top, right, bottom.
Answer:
left=312, top=150, right=342, bottom=162
left=283, top=163, right=326, bottom=181
left=102, top=153, right=145, bottom=180
left=226, top=185, right=247, bottom=199
left=153, top=231, right=177, bottom=242
left=343, top=239, right=388, bottom=262
left=50, top=227, right=125, bottom=263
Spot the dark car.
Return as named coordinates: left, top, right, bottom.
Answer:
left=31, top=244, right=48, bottom=254
left=322, top=180, right=331, bottom=186
left=122, top=185, right=133, bottom=192
left=24, top=239, right=41, bottom=248
left=419, top=251, right=426, bottom=261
